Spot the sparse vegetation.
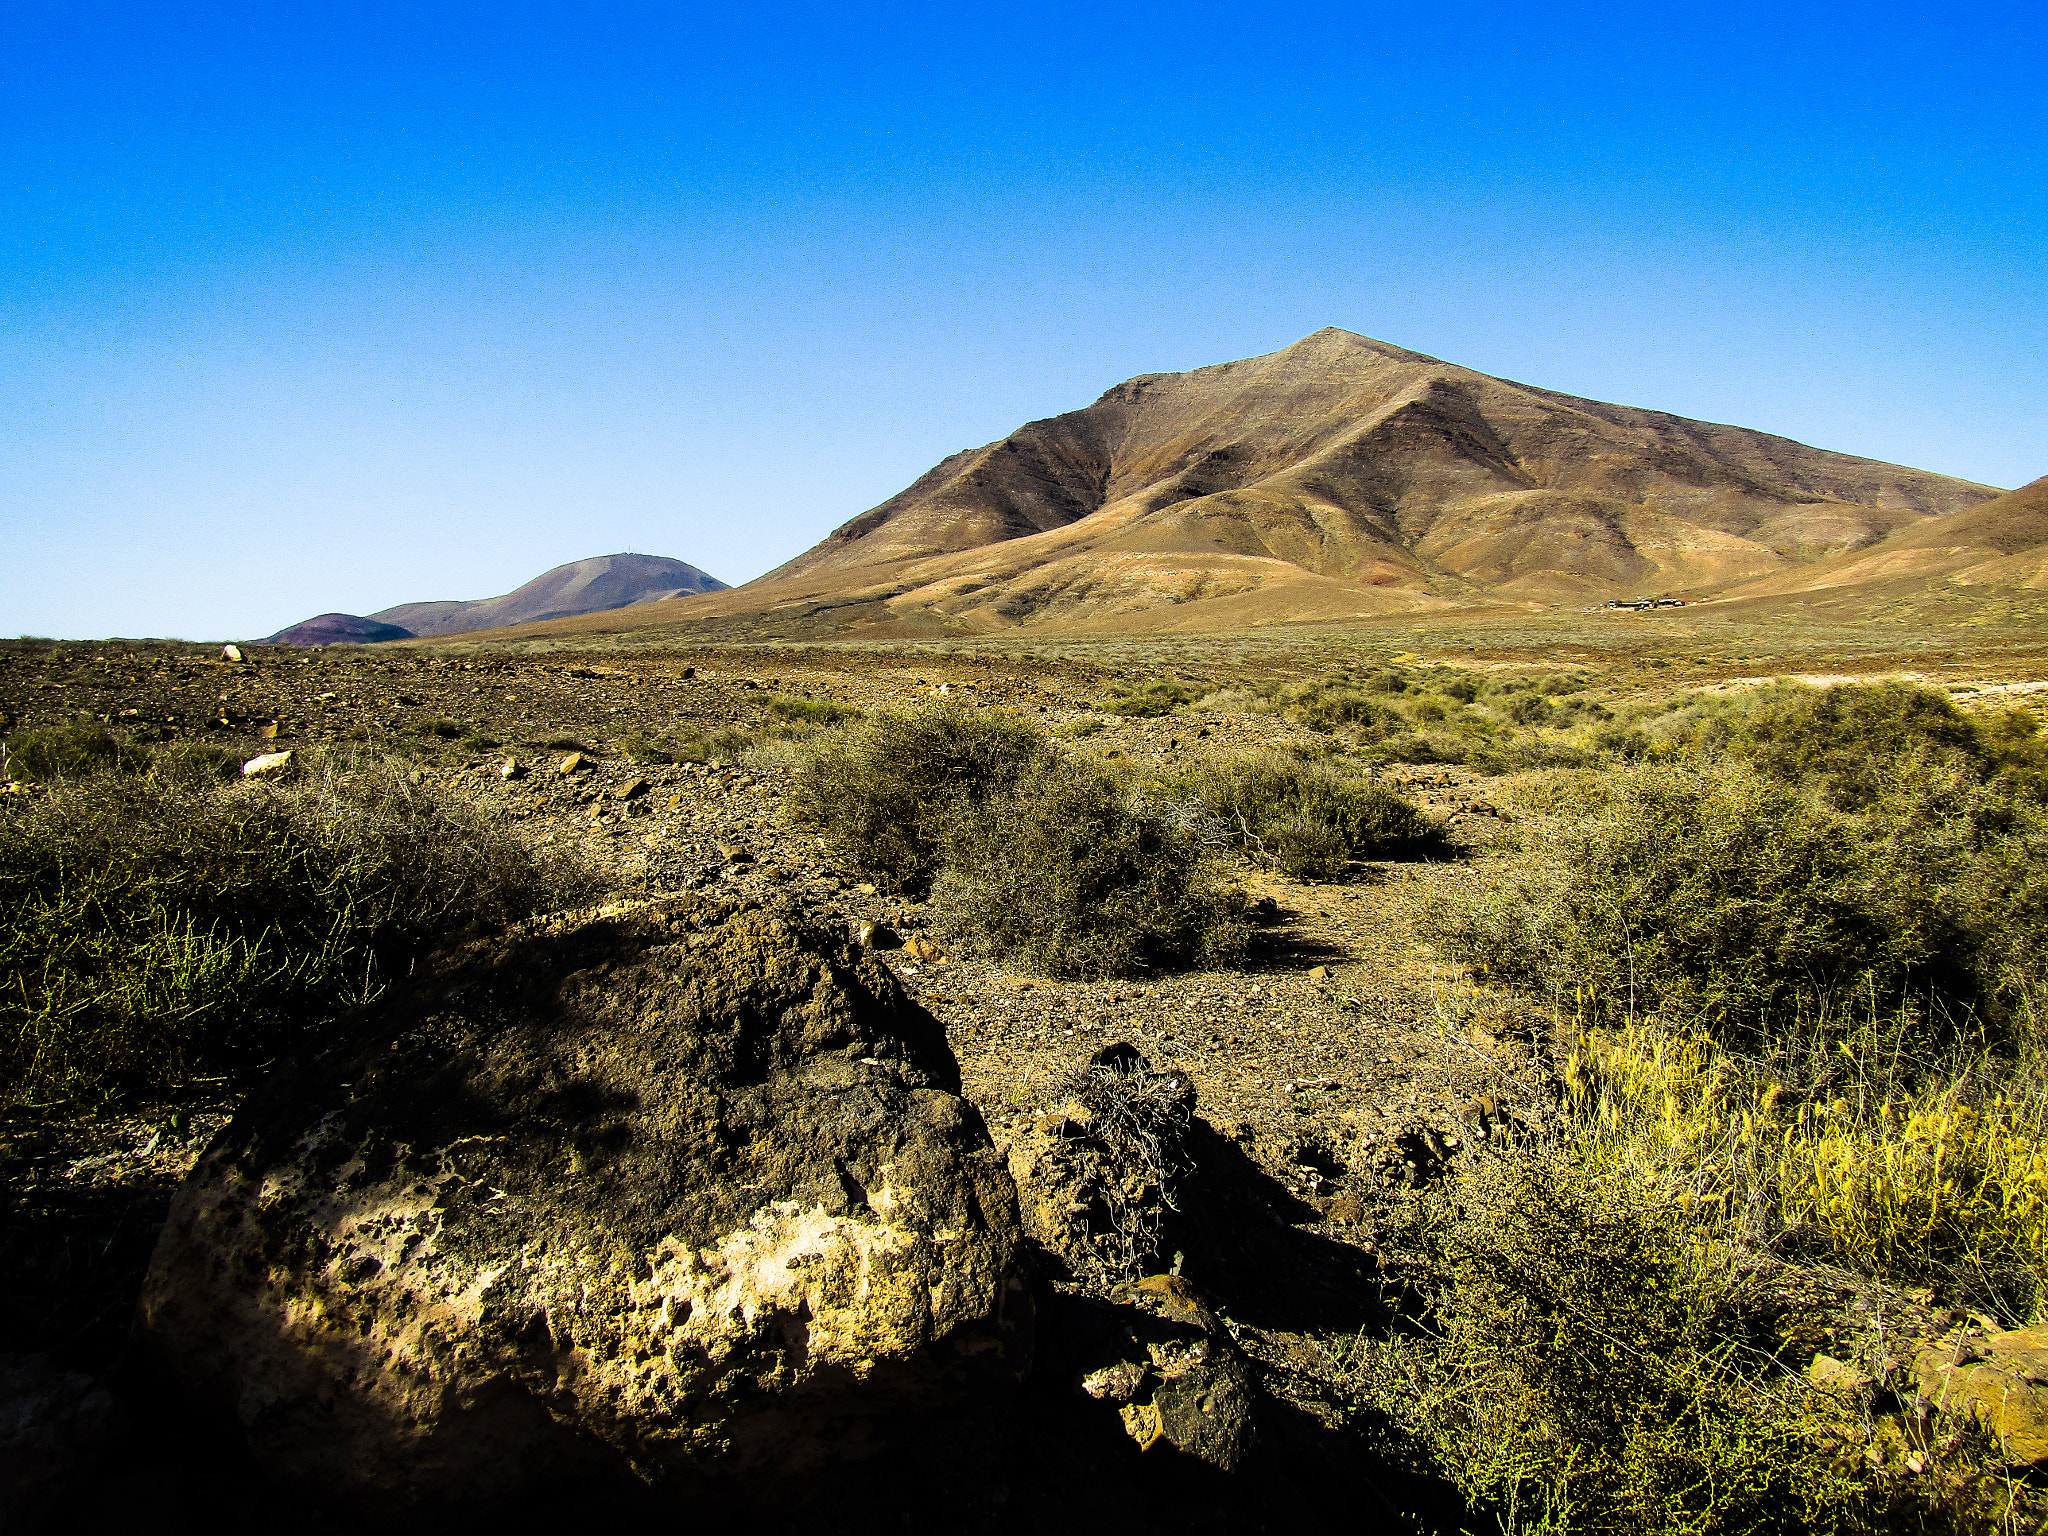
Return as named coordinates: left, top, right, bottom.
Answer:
left=0, top=747, right=594, bottom=1107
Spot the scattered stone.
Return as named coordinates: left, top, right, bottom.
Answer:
left=239, top=750, right=292, bottom=778
left=855, top=919, right=901, bottom=950
left=904, top=934, right=945, bottom=963
left=556, top=751, right=586, bottom=776
left=140, top=898, right=1032, bottom=1514
left=499, top=758, right=523, bottom=780
left=257, top=722, right=279, bottom=740
left=717, top=842, right=753, bottom=864
left=1307, top=965, right=1330, bottom=981
left=856, top=882, right=879, bottom=896
left=220, top=644, right=242, bottom=662
left=619, top=776, right=650, bottom=799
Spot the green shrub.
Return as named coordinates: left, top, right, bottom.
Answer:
left=0, top=765, right=595, bottom=1107
left=765, top=694, right=862, bottom=728
left=1355, top=1145, right=1878, bottom=1533
left=1727, top=681, right=1981, bottom=809
left=1282, top=681, right=1404, bottom=735
left=615, top=730, right=674, bottom=765
left=1099, top=678, right=1206, bottom=718
left=1181, top=753, right=1457, bottom=878
left=669, top=725, right=758, bottom=764
left=1424, top=758, right=2048, bottom=1049
left=3, top=717, right=149, bottom=782
left=148, top=740, right=244, bottom=784
left=933, top=757, right=1248, bottom=978
left=1424, top=764, right=1959, bottom=1032
left=1501, top=692, right=1553, bottom=726
left=790, top=705, right=1048, bottom=893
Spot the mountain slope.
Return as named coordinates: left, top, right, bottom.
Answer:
left=1706, top=474, right=2048, bottom=620
left=749, top=329, right=1996, bottom=619
left=368, top=554, right=727, bottom=638
left=455, top=330, right=2003, bottom=642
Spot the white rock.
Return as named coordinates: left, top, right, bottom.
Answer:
left=240, top=750, right=293, bottom=778
left=221, top=644, right=243, bottom=662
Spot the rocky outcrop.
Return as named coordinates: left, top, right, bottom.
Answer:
left=1916, top=1326, right=2048, bottom=1468
left=138, top=895, right=1031, bottom=1516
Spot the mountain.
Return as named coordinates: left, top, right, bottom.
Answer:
left=479, top=329, right=1995, bottom=642
left=259, top=554, right=728, bottom=646
left=260, top=613, right=417, bottom=646
left=369, top=554, right=727, bottom=638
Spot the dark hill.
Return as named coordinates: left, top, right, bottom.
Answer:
left=259, top=613, right=416, bottom=646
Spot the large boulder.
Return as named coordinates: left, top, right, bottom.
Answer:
left=138, top=896, right=1031, bottom=1515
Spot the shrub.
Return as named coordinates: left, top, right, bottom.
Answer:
left=3, top=717, right=149, bottom=782
left=615, top=730, right=674, bottom=765
left=1423, top=762, right=1982, bottom=1036
left=1355, top=1141, right=1882, bottom=1533
left=419, top=717, right=462, bottom=739
left=0, top=764, right=595, bottom=1107
left=933, top=756, right=1248, bottom=978
left=1181, top=753, right=1457, bottom=878
left=1500, top=692, right=1553, bottom=726
left=1727, top=681, right=1982, bottom=809
left=1282, top=681, right=1404, bottom=735
left=790, top=704, right=1048, bottom=894
left=1100, top=678, right=1206, bottom=718
left=765, top=694, right=862, bottom=728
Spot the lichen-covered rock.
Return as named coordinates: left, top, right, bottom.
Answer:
left=1915, top=1326, right=2048, bottom=1468
left=138, top=896, right=1031, bottom=1513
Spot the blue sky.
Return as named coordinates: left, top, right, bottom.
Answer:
left=3, top=0, right=2042, bottom=640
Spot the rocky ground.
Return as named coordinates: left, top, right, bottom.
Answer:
left=10, top=636, right=2040, bottom=1529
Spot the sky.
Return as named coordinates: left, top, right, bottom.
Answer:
left=2, top=1, right=2043, bottom=641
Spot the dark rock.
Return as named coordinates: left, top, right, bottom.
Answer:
left=139, top=897, right=1031, bottom=1516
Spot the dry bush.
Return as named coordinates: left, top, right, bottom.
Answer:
left=790, top=703, right=1048, bottom=894
left=1177, top=751, right=1457, bottom=878
left=934, top=756, right=1248, bottom=978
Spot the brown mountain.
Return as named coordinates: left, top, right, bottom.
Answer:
left=454, top=330, right=2007, bottom=641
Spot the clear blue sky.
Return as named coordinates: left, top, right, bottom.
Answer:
left=3, top=0, right=2042, bottom=640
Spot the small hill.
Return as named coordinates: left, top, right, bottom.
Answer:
left=370, top=554, right=727, bottom=638
left=488, top=329, right=2000, bottom=642
left=260, top=554, right=729, bottom=646
left=259, top=613, right=416, bottom=646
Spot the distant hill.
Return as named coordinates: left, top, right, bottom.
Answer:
left=485, top=328, right=2001, bottom=641
left=1706, top=474, right=2048, bottom=621
left=259, top=554, right=728, bottom=645
left=260, top=613, right=416, bottom=646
